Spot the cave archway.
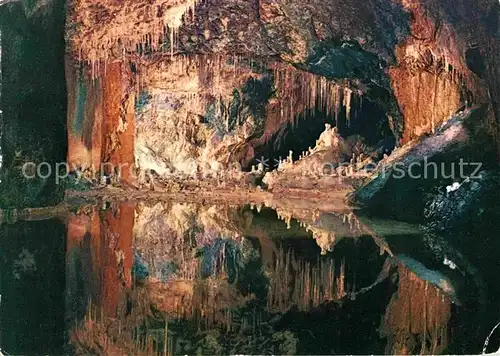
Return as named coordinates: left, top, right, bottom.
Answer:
left=250, top=97, right=394, bottom=170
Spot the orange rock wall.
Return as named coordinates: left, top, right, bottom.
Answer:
left=390, top=69, right=462, bottom=141
left=66, top=60, right=135, bottom=184
left=390, top=0, right=494, bottom=143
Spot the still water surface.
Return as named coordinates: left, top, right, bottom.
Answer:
left=0, top=201, right=499, bottom=355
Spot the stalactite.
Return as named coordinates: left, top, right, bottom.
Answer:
left=73, top=0, right=200, bottom=79
left=343, top=87, right=352, bottom=123
left=272, top=64, right=360, bottom=128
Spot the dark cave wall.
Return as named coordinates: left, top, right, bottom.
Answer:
left=0, top=218, right=66, bottom=354
left=0, top=0, right=67, bottom=208
left=351, top=105, right=498, bottom=222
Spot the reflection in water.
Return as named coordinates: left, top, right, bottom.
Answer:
left=62, top=202, right=453, bottom=355
left=66, top=204, right=134, bottom=323
left=267, top=247, right=346, bottom=313
left=381, top=263, right=451, bottom=355
left=0, top=219, right=66, bottom=355
left=0, top=201, right=496, bottom=354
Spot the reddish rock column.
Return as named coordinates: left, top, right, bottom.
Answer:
left=101, top=62, right=136, bottom=185
left=66, top=59, right=135, bottom=184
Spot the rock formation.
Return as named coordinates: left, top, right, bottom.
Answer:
left=60, top=0, right=499, bottom=193
left=0, top=0, right=495, bottom=208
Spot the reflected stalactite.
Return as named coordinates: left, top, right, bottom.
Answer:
left=71, top=302, right=160, bottom=356
left=65, top=202, right=463, bottom=355
left=267, top=247, right=346, bottom=313
left=274, top=209, right=369, bottom=256
left=149, top=279, right=253, bottom=330
left=131, top=202, right=258, bottom=328
left=381, top=263, right=452, bottom=355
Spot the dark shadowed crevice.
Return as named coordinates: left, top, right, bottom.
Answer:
left=465, top=46, right=486, bottom=78
left=249, top=97, right=395, bottom=170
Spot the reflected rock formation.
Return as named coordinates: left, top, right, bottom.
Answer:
left=63, top=201, right=479, bottom=355
left=381, top=263, right=452, bottom=355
